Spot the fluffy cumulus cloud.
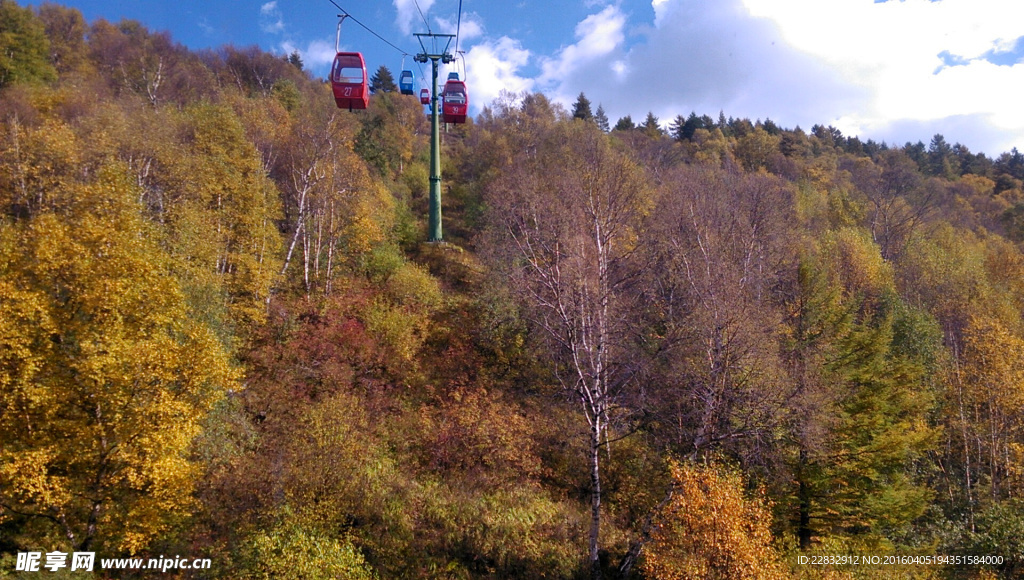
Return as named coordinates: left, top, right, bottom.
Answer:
left=463, top=37, right=534, bottom=108
left=741, top=0, right=1024, bottom=153
left=434, top=13, right=485, bottom=42
left=556, top=0, right=860, bottom=135
left=259, top=1, right=284, bottom=34
left=388, top=0, right=1022, bottom=153
left=536, top=5, right=628, bottom=102
left=281, top=39, right=337, bottom=70
left=395, top=0, right=435, bottom=35
left=257, top=0, right=336, bottom=72
left=494, top=0, right=1024, bottom=154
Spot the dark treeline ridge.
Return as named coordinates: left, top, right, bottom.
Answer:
left=2, top=2, right=1024, bottom=579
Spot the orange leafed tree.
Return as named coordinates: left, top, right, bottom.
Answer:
left=640, top=461, right=791, bottom=580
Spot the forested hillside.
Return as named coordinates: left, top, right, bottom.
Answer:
left=2, top=2, right=1024, bottom=578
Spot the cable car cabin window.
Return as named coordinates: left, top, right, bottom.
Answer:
left=335, top=67, right=363, bottom=83
left=331, top=54, right=365, bottom=83
left=443, top=82, right=467, bottom=102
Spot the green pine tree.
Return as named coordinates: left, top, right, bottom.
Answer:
left=571, top=92, right=593, bottom=122
left=369, top=65, right=396, bottom=93
left=0, top=0, right=57, bottom=87
left=641, top=111, right=663, bottom=137
left=784, top=230, right=935, bottom=547
left=613, top=115, right=635, bottom=131
left=594, top=104, right=610, bottom=132
left=288, top=50, right=303, bottom=71
left=669, top=114, right=686, bottom=141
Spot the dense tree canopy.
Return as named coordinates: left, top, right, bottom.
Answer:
left=0, top=0, right=56, bottom=87
left=3, top=4, right=1024, bottom=579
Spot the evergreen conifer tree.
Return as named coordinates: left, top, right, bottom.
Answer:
left=614, top=115, right=635, bottom=131
left=288, top=50, right=303, bottom=71
left=370, top=65, right=397, bottom=93
left=572, top=92, right=593, bottom=122
left=0, top=0, right=57, bottom=87
left=641, top=112, right=663, bottom=137
left=594, top=104, right=610, bottom=132
left=668, top=114, right=684, bottom=141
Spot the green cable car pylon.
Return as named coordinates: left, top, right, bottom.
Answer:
left=413, top=33, right=455, bottom=243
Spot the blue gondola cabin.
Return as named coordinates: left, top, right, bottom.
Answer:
left=331, top=52, right=368, bottom=110
left=399, top=70, right=415, bottom=95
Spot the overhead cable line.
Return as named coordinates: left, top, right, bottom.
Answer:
left=412, top=0, right=432, bottom=34
left=327, top=0, right=411, bottom=56
left=416, top=60, right=430, bottom=87
left=454, top=0, right=463, bottom=56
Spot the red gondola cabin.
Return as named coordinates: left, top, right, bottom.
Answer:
left=331, top=52, right=368, bottom=110
left=419, top=88, right=430, bottom=105
left=441, top=79, right=468, bottom=124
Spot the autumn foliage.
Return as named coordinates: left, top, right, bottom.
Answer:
left=3, top=3, right=1024, bottom=579
left=640, top=461, right=790, bottom=580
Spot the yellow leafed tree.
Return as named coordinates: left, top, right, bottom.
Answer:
left=640, top=461, right=792, bottom=580
left=954, top=315, right=1024, bottom=499
left=159, top=103, right=283, bottom=328
left=0, top=164, right=235, bottom=554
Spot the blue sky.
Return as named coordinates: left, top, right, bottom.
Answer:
left=24, top=0, right=1024, bottom=156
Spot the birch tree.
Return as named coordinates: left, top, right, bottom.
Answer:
left=486, top=119, right=650, bottom=579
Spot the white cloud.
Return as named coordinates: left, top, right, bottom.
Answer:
left=259, top=1, right=284, bottom=34
left=394, top=0, right=435, bottom=35
left=744, top=0, right=1024, bottom=67
left=536, top=5, right=627, bottom=102
left=551, top=0, right=858, bottom=132
left=434, top=13, right=484, bottom=43
left=552, top=5, right=625, bottom=75
left=651, top=0, right=672, bottom=26
left=611, top=60, right=627, bottom=80
left=741, top=0, right=1024, bottom=152
left=462, top=37, right=534, bottom=109
left=197, top=17, right=215, bottom=38
left=281, top=39, right=337, bottom=70
left=513, top=0, right=1021, bottom=154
